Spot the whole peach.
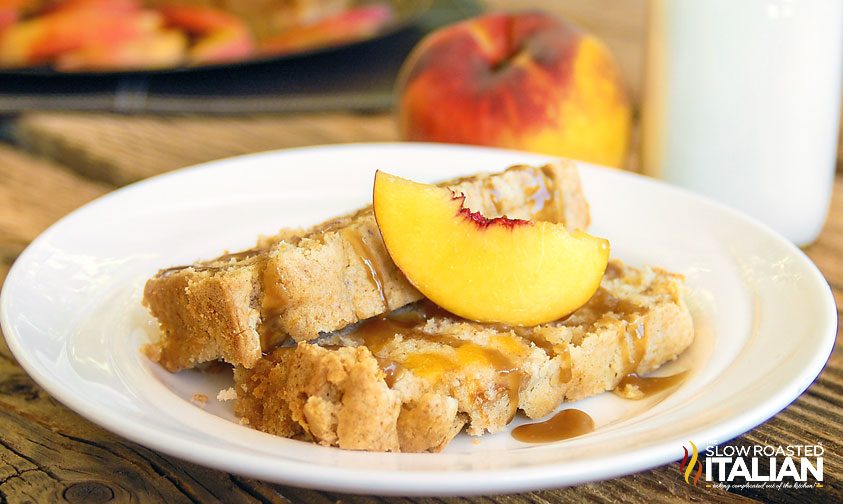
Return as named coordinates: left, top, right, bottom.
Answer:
left=396, top=12, right=631, bottom=167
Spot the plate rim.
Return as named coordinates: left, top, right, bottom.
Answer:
left=0, top=142, right=837, bottom=496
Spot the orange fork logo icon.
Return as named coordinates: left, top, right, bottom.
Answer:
left=680, top=441, right=705, bottom=486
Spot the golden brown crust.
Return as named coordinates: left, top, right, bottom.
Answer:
left=142, top=258, right=264, bottom=372
left=235, top=345, right=403, bottom=451
left=233, top=260, right=694, bottom=452
left=397, top=394, right=463, bottom=453
left=232, top=349, right=300, bottom=437
left=144, top=161, right=590, bottom=371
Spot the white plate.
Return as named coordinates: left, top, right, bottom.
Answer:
left=1, top=143, right=836, bottom=496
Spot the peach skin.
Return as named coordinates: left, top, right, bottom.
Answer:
left=396, top=12, right=631, bottom=168
left=158, top=5, right=254, bottom=64
left=0, top=0, right=33, bottom=32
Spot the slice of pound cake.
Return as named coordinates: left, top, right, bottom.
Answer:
left=232, top=260, right=694, bottom=452
left=143, top=161, right=591, bottom=371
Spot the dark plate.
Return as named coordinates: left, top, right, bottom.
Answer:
left=0, top=0, right=432, bottom=77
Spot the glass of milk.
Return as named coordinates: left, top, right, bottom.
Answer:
left=642, top=0, right=843, bottom=246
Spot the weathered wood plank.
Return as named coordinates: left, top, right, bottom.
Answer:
left=0, top=331, right=289, bottom=504
left=0, top=145, right=111, bottom=260
left=0, top=137, right=840, bottom=503
left=14, top=112, right=398, bottom=186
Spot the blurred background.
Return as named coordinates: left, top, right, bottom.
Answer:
left=0, top=0, right=654, bottom=257
left=0, top=0, right=841, bottom=253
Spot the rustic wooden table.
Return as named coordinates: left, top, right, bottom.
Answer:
left=2, top=114, right=841, bottom=504
left=1, top=2, right=841, bottom=503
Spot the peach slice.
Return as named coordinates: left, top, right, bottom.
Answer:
left=56, top=29, right=187, bottom=71
left=0, top=10, right=18, bottom=33
left=260, top=4, right=393, bottom=56
left=158, top=5, right=255, bottom=64
left=373, top=171, right=610, bottom=326
left=0, top=9, right=161, bottom=66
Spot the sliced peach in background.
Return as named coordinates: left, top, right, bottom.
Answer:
left=0, top=0, right=31, bottom=33
left=158, top=5, right=254, bottom=64
left=0, top=9, right=161, bottom=66
left=45, top=0, right=142, bottom=15
left=56, top=29, right=187, bottom=71
left=0, top=9, right=18, bottom=32
left=188, top=26, right=254, bottom=65
left=373, top=171, right=609, bottom=326
left=260, top=4, right=393, bottom=56
left=157, top=4, right=244, bottom=33
left=0, top=0, right=253, bottom=69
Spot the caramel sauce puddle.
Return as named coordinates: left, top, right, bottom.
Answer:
left=512, top=409, right=595, bottom=443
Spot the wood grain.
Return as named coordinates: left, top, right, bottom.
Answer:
left=0, top=334, right=292, bottom=503
left=0, top=145, right=111, bottom=260
left=14, top=112, right=398, bottom=186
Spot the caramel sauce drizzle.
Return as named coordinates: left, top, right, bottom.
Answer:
left=354, top=316, right=409, bottom=354
left=584, top=288, right=649, bottom=374
left=554, top=344, right=573, bottom=384
left=511, top=408, right=594, bottom=443
left=259, top=260, right=291, bottom=351
left=350, top=306, right=525, bottom=420
left=258, top=224, right=390, bottom=351
left=341, top=227, right=389, bottom=311
left=614, top=370, right=690, bottom=399
left=588, top=288, right=642, bottom=317
left=494, top=327, right=573, bottom=384
left=258, top=317, right=291, bottom=352
left=619, top=322, right=649, bottom=373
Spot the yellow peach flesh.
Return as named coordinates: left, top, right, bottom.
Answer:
left=373, top=171, right=610, bottom=326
